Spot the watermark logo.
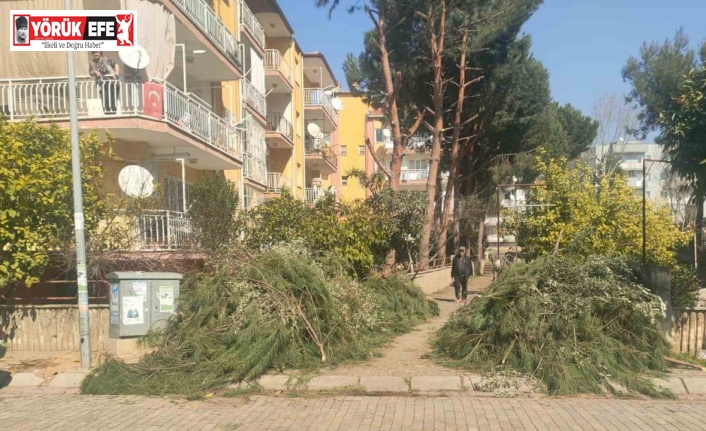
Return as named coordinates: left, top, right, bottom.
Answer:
left=10, top=10, right=136, bottom=51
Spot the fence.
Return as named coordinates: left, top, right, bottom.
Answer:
left=673, top=307, right=706, bottom=356
left=0, top=305, right=109, bottom=352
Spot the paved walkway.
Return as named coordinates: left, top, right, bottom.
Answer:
left=1, top=392, right=706, bottom=430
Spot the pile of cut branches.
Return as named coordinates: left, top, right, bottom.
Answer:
left=81, top=244, right=438, bottom=397
left=435, top=255, right=673, bottom=398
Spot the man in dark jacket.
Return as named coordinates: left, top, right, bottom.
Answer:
left=451, top=246, right=472, bottom=305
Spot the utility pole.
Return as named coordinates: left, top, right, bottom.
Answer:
left=642, top=158, right=647, bottom=265
left=65, top=0, right=91, bottom=369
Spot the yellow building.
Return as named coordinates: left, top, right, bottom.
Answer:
left=1, top=0, right=341, bottom=251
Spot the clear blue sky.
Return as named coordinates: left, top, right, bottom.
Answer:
left=278, top=0, right=706, bottom=119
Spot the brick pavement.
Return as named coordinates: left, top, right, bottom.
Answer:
left=1, top=392, right=706, bottom=430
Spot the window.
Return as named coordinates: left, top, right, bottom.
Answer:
left=341, top=145, right=347, bottom=156
left=164, top=176, right=192, bottom=212
left=358, top=145, right=365, bottom=156
left=342, top=178, right=348, bottom=186
left=409, top=159, right=429, bottom=171
left=375, top=129, right=384, bottom=142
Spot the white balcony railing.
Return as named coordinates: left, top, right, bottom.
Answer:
left=0, top=76, right=243, bottom=161
left=305, top=136, right=338, bottom=169
left=239, top=0, right=266, bottom=49
left=621, top=160, right=643, bottom=170
left=266, top=112, right=294, bottom=142
left=137, top=210, right=193, bottom=250
left=401, top=169, right=429, bottom=181
left=264, top=50, right=292, bottom=84
left=241, top=79, right=266, bottom=118
left=244, top=153, right=267, bottom=185
left=304, top=88, right=338, bottom=124
left=267, top=172, right=293, bottom=193
left=628, top=178, right=643, bottom=188
left=171, top=0, right=243, bottom=69
left=305, top=187, right=324, bottom=204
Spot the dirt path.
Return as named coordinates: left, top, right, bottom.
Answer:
left=323, top=275, right=493, bottom=377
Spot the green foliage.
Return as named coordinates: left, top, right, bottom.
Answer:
left=435, top=255, right=673, bottom=398
left=518, top=157, right=690, bottom=266
left=671, top=265, right=702, bottom=308
left=364, top=188, right=426, bottom=261
left=0, top=119, right=107, bottom=286
left=188, top=175, right=241, bottom=252
left=81, top=244, right=438, bottom=397
left=623, top=28, right=706, bottom=139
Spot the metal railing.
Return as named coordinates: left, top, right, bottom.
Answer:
left=240, top=78, right=266, bottom=118
left=0, top=76, right=243, bottom=161
left=264, top=50, right=292, bottom=83
left=137, top=210, right=193, bottom=250
left=239, top=0, right=266, bottom=49
left=303, top=88, right=338, bottom=124
left=266, top=112, right=293, bottom=141
left=305, top=137, right=338, bottom=169
left=401, top=169, right=429, bottom=181
left=305, top=187, right=324, bottom=204
left=267, top=172, right=293, bottom=193
left=628, top=178, right=643, bottom=188
left=244, top=153, right=267, bottom=185
left=171, top=0, right=243, bottom=69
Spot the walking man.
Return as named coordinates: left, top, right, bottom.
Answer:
left=451, top=246, right=472, bottom=305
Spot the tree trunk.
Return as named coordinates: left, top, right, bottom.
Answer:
left=696, top=191, right=704, bottom=250
left=437, top=31, right=469, bottom=265
left=418, top=0, right=446, bottom=270
left=477, top=220, right=484, bottom=262
left=453, top=181, right=460, bottom=251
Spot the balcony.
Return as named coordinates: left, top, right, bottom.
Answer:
left=243, top=153, right=267, bottom=187
left=628, top=178, right=643, bottom=188
left=267, top=172, right=293, bottom=193
left=304, top=88, right=338, bottom=127
left=265, top=50, right=293, bottom=92
left=621, top=160, right=643, bottom=170
left=136, top=210, right=194, bottom=251
left=305, top=187, right=324, bottom=204
left=171, top=0, right=243, bottom=71
left=239, top=0, right=266, bottom=50
left=401, top=169, right=429, bottom=182
left=241, top=79, right=267, bottom=119
left=305, top=137, right=338, bottom=174
left=265, top=112, right=294, bottom=149
left=0, top=77, right=243, bottom=168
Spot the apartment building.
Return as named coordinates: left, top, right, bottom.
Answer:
left=1, top=0, right=342, bottom=250
left=337, top=94, right=448, bottom=202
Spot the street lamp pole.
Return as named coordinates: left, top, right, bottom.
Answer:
left=65, top=0, right=91, bottom=369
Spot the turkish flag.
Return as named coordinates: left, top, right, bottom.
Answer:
left=143, top=82, right=163, bottom=119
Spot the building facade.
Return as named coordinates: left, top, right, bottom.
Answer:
left=2, top=0, right=341, bottom=250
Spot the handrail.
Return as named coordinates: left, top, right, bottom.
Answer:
left=266, top=112, right=293, bottom=141
left=239, top=0, right=266, bottom=49
left=240, top=78, right=266, bottom=118
left=303, top=88, right=338, bottom=124
left=265, top=49, right=292, bottom=83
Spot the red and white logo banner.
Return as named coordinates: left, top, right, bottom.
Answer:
left=11, top=10, right=137, bottom=51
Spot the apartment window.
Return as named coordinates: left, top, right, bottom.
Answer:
left=409, top=159, right=429, bottom=170
left=375, top=129, right=384, bottom=142
left=341, top=145, right=347, bottom=156
left=358, top=145, right=365, bottom=156
left=164, top=176, right=192, bottom=212
left=342, top=178, right=348, bottom=186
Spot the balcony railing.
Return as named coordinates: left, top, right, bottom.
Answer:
left=305, top=187, right=324, bottom=204
left=171, top=0, right=243, bottom=70
left=239, top=0, right=266, bottom=50
left=137, top=210, right=193, bottom=250
left=305, top=137, right=338, bottom=169
left=264, top=50, right=292, bottom=84
left=401, top=169, right=429, bottom=182
left=244, top=153, right=267, bottom=185
left=266, top=112, right=293, bottom=142
left=0, top=76, right=243, bottom=161
left=628, top=178, right=643, bottom=188
left=241, top=79, right=266, bottom=118
left=304, top=88, right=338, bottom=124
left=267, top=172, right=293, bottom=193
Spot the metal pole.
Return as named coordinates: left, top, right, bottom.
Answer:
left=175, top=44, right=187, bottom=92
left=65, top=0, right=91, bottom=369
left=642, top=158, right=647, bottom=265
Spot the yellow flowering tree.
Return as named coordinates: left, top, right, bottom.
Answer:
left=519, top=157, right=689, bottom=265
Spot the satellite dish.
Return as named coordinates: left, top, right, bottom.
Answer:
left=307, top=123, right=322, bottom=138
left=382, top=129, right=391, bottom=138
left=118, top=165, right=155, bottom=198
left=331, top=98, right=343, bottom=111
left=119, top=44, right=151, bottom=70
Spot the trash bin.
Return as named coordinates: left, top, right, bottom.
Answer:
left=107, top=272, right=182, bottom=339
